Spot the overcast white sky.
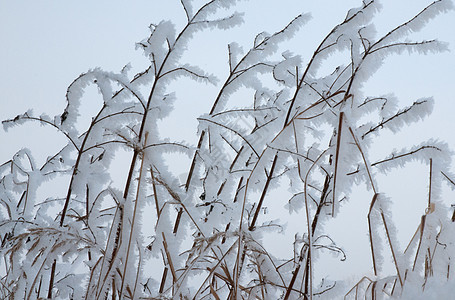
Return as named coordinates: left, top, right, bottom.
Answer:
left=1, top=0, right=454, bottom=159
left=1, top=0, right=455, bottom=281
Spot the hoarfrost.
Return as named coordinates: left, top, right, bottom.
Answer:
left=1, top=0, right=454, bottom=299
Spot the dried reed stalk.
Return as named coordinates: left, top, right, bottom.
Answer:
left=412, top=215, right=427, bottom=271
left=332, top=112, right=344, bottom=217
left=380, top=211, right=403, bottom=286
left=368, top=194, right=379, bottom=276
left=119, top=132, right=148, bottom=298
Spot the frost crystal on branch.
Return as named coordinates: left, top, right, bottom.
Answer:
left=1, top=0, right=454, bottom=299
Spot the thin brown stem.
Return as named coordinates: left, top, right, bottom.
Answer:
left=119, top=132, right=149, bottom=299
left=381, top=211, right=403, bottom=286
left=368, top=193, right=379, bottom=276
left=332, top=112, right=344, bottom=217
left=249, top=154, right=278, bottom=231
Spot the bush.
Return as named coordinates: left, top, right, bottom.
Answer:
left=1, top=0, right=455, bottom=298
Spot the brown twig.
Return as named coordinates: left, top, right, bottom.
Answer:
left=332, top=112, right=344, bottom=217
left=368, top=193, right=379, bottom=276
left=380, top=211, right=403, bottom=286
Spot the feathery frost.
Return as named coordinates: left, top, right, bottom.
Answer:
left=1, top=0, right=454, bottom=299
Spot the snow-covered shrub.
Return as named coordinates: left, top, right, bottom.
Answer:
left=1, top=0, right=454, bottom=299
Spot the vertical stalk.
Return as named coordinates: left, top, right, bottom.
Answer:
left=332, top=112, right=344, bottom=217
left=381, top=211, right=403, bottom=286
left=249, top=154, right=278, bottom=231
left=47, top=260, right=56, bottom=299
left=368, top=194, right=379, bottom=276
left=412, top=215, right=427, bottom=271
left=119, top=132, right=148, bottom=299
left=428, top=158, right=433, bottom=209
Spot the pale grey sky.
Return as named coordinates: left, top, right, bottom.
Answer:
left=1, top=0, right=454, bottom=162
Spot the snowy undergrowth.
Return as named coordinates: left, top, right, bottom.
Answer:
left=1, top=0, right=455, bottom=299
